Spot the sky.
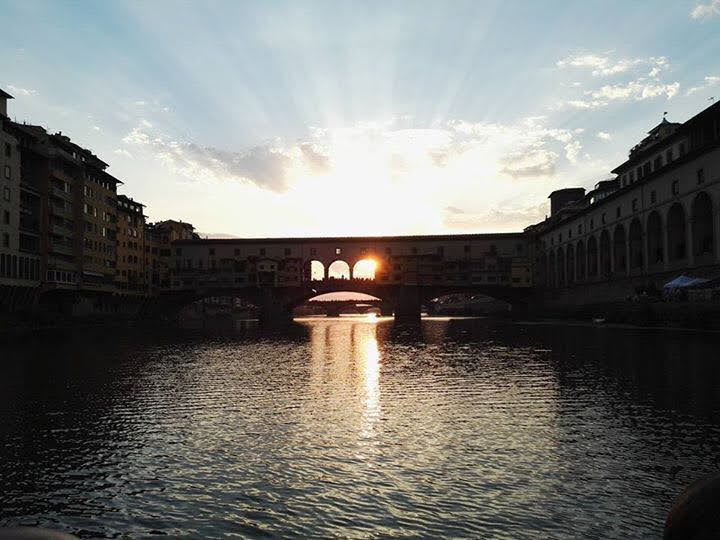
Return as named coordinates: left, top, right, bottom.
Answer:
left=2, top=0, right=719, bottom=238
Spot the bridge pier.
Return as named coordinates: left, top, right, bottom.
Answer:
left=258, top=289, right=293, bottom=325
left=380, top=301, right=394, bottom=317
left=394, top=285, right=422, bottom=321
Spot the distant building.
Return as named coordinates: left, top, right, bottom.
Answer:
left=0, top=90, right=41, bottom=300
left=527, top=101, right=720, bottom=294
left=115, top=194, right=146, bottom=294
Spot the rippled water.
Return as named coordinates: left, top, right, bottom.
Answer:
left=1, top=317, right=720, bottom=538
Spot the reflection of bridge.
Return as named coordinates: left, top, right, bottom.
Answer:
left=162, top=233, right=533, bottom=321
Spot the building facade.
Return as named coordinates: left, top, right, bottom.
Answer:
left=115, top=195, right=147, bottom=294
left=1, top=90, right=41, bottom=303
left=528, top=102, right=720, bottom=300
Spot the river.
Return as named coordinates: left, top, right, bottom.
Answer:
left=1, top=317, right=719, bottom=538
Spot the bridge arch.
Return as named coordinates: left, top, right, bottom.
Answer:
left=305, top=259, right=326, bottom=281
left=629, top=218, right=643, bottom=270
left=691, top=191, right=714, bottom=258
left=328, top=260, right=351, bottom=279
left=352, top=258, right=377, bottom=280
left=613, top=224, right=627, bottom=274
left=647, top=210, right=664, bottom=267
left=667, top=203, right=687, bottom=261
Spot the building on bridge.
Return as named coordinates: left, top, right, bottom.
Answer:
left=526, top=100, right=720, bottom=304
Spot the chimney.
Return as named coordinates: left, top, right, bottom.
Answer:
left=0, top=88, right=14, bottom=118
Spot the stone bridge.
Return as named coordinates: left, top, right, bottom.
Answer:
left=159, top=233, right=534, bottom=321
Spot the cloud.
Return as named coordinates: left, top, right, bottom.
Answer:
left=564, top=141, right=582, bottom=163
left=596, top=131, right=612, bottom=140
left=114, top=148, right=133, bottom=158
left=588, top=80, right=680, bottom=101
left=445, top=206, right=465, bottom=214
left=500, top=149, right=558, bottom=178
left=691, top=0, right=720, bottom=18
left=565, top=99, right=608, bottom=110
left=686, top=75, right=720, bottom=95
left=444, top=204, right=549, bottom=230
left=6, top=84, right=37, bottom=96
left=556, top=54, right=668, bottom=78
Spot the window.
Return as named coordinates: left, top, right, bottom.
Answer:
left=4, top=143, right=10, bottom=157
left=209, top=248, right=215, bottom=256
left=2, top=210, right=8, bottom=224
left=697, top=168, right=705, bottom=185
left=666, top=148, right=673, bottom=163
left=3, top=165, right=10, bottom=179
left=671, top=180, right=680, bottom=196
left=568, top=229, right=572, bottom=239
left=616, top=207, right=621, bottom=218
left=632, top=199, right=638, bottom=212
left=637, top=166, right=643, bottom=180
left=629, top=170, right=634, bottom=183
left=2, top=187, right=9, bottom=201
left=601, top=213, right=606, bottom=224
left=559, top=233, right=563, bottom=242
left=335, top=247, right=341, bottom=255
left=590, top=218, right=594, bottom=229
left=260, top=248, right=266, bottom=256
left=679, top=143, right=686, bottom=156
left=654, top=155, right=663, bottom=170
left=284, top=248, right=291, bottom=256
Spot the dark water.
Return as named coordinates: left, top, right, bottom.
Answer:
left=1, top=317, right=720, bottom=539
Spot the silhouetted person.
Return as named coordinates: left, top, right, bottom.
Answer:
left=665, top=473, right=720, bottom=539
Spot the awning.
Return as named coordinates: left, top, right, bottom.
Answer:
left=663, top=275, right=710, bottom=289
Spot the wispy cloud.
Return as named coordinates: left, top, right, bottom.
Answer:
left=556, top=54, right=668, bottom=78
left=686, top=75, right=720, bottom=95
left=588, top=80, right=680, bottom=101
left=596, top=131, right=612, bottom=141
left=114, top=148, right=134, bottom=159
left=6, top=84, right=38, bottom=96
left=691, top=0, right=720, bottom=18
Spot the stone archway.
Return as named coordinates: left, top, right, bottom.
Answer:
left=588, top=236, right=598, bottom=277
left=557, top=246, right=565, bottom=286
left=599, top=230, right=611, bottom=277
left=576, top=240, right=585, bottom=281
left=328, top=260, right=351, bottom=279
left=691, top=191, right=714, bottom=259
left=647, top=211, right=664, bottom=266
left=305, top=260, right=326, bottom=281
left=629, top=218, right=643, bottom=270
left=566, top=244, right=575, bottom=284
left=613, top=224, right=627, bottom=274
left=667, top=203, right=687, bottom=262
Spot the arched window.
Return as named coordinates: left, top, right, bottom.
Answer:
left=691, top=192, right=714, bottom=257
left=629, top=219, right=643, bottom=269
left=647, top=211, right=663, bottom=265
left=576, top=240, right=585, bottom=281
left=328, top=260, right=350, bottom=279
left=667, top=203, right=686, bottom=261
left=613, top=224, right=626, bottom=274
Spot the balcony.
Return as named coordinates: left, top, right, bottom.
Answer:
left=50, top=240, right=74, bottom=257
left=51, top=223, right=74, bottom=236
left=52, top=187, right=73, bottom=201
left=50, top=204, right=73, bottom=218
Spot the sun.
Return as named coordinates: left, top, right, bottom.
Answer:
left=353, top=258, right=377, bottom=279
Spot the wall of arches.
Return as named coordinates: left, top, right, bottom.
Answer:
left=540, top=190, right=718, bottom=288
